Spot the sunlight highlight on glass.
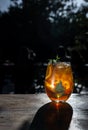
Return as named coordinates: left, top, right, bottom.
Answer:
left=44, top=62, right=74, bottom=102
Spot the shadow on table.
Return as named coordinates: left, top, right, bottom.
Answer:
left=30, top=102, right=73, bottom=130
left=19, top=101, right=73, bottom=130
left=18, top=121, right=30, bottom=130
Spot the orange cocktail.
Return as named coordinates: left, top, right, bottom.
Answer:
left=44, top=62, right=74, bottom=102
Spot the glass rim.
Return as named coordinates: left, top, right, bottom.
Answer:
left=48, top=61, right=71, bottom=66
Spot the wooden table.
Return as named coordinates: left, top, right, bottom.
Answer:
left=0, top=92, right=88, bottom=130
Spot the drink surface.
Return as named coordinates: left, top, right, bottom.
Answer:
left=45, top=62, right=74, bottom=102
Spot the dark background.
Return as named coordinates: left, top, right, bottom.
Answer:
left=0, top=0, right=88, bottom=94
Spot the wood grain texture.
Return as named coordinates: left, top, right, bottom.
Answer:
left=0, top=92, right=88, bottom=130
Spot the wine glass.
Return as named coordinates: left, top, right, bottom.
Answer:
left=44, top=61, right=74, bottom=103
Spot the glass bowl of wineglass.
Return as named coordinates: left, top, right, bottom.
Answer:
left=44, top=58, right=74, bottom=103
